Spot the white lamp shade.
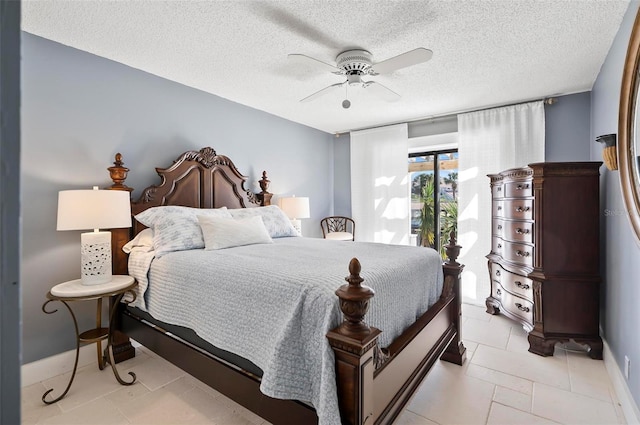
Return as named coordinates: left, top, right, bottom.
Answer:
left=57, top=188, right=131, bottom=285
left=57, top=189, right=131, bottom=231
left=280, top=197, right=310, bottom=219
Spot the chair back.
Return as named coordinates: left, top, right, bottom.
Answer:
left=321, top=216, right=355, bottom=241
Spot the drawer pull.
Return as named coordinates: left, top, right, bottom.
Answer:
left=497, top=206, right=503, bottom=211
left=515, top=250, right=530, bottom=257
left=515, top=303, right=530, bottom=313
left=497, top=224, right=503, bottom=230
left=515, top=206, right=531, bottom=212
left=515, top=281, right=530, bottom=290
left=516, top=184, right=529, bottom=190
left=497, top=187, right=502, bottom=191
left=496, top=270, right=501, bottom=277
left=497, top=244, right=502, bottom=249
left=515, top=228, right=530, bottom=234
left=496, top=288, right=502, bottom=295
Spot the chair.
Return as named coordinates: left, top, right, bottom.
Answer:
left=321, top=216, right=355, bottom=241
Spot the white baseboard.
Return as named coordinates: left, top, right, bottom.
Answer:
left=604, top=338, right=640, bottom=424
left=22, top=345, right=99, bottom=388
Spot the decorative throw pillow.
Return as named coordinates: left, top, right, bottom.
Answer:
left=228, top=205, right=299, bottom=238
left=135, top=206, right=232, bottom=256
left=122, top=228, right=154, bottom=253
left=198, top=215, right=273, bottom=250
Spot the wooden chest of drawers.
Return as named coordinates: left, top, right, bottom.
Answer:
left=485, top=162, right=603, bottom=359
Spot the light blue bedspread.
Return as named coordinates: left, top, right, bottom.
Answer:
left=128, top=237, right=443, bottom=425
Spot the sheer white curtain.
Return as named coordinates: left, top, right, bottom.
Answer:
left=458, top=101, right=545, bottom=305
left=350, top=123, right=410, bottom=244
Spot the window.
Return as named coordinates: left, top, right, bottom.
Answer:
left=409, top=149, right=458, bottom=255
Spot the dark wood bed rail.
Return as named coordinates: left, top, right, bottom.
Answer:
left=106, top=148, right=465, bottom=425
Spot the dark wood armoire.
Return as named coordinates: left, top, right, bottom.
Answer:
left=485, top=162, right=603, bottom=358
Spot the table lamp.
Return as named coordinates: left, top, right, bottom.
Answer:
left=280, top=196, right=310, bottom=235
left=57, top=186, right=132, bottom=285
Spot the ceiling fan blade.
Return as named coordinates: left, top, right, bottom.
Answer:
left=300, top=82, right=345, bottom=103
left=363, top=81, right=401, bottom=102
left=370, top=48, right=433, bottom=74
left=288, top=54, right=340, bottom=73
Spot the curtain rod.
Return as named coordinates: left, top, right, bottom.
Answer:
left=335, top=96, right=558, bottom=137
left=433, top=96, right=558, bottom=120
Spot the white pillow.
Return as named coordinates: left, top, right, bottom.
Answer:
left=135, top=206, right=232, bottom=257
left=198, top=215, right=273, bottom=250
left=122, top=228, right=154, bottom=253
left=228, top=205, right=298, bottom=238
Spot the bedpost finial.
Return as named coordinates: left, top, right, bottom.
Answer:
left=444, top=231, right=461, bottom=266
left=259, top=171, right=270, bottom=193
left=107, top=152, right=133, bottom=193
left=347, top=258, right=363, bottom=286
left=335, top=258, right=374, bottom=338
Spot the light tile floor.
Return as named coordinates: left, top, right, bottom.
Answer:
left=22, top=303, right=626, bottom=425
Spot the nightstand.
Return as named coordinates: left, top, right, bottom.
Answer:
left=41, top=275, right=138, bottom=404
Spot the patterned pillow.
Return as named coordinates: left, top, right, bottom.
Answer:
left=135, top=206, right=232, bottom=257
left=228, top=205, right=299, bottom=238
left=198, top=215, right=273, bottom=250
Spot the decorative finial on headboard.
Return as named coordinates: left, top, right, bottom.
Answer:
left=107, top=153, right=133, bottom=193
left=259, top=171, right=270, bottom=193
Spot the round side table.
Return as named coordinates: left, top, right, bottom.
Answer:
left=41, top=275, right=138, bottom=404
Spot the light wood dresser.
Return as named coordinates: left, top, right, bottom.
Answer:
left=485, top=162, right=603, bottom=358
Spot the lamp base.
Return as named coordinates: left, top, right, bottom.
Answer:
left=290, top=219, right=302, bottom=236
left=80, top=231, right=113, bottom=285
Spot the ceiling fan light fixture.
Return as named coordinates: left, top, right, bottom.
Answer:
left=342, top=99, right=351, bottom=109
left=347, top=74, right=363, bottom=86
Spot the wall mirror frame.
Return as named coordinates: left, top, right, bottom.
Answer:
left=619, top=8, right=640, bottom=245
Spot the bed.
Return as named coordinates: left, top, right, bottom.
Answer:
left=107, top=147, right=465, bottom=425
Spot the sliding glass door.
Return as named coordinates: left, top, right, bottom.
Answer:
left=408, top=150, right=458, bottom=255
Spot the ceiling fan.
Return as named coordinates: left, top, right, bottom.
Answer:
left=288, top=48, right=433, bottom=108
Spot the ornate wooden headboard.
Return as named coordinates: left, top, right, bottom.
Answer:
left=107, top=147, right=272, bottom=274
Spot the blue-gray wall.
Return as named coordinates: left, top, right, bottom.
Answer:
left=21, top=33, right=334, bottom=363
left=592, top=0, right=640, bottom=408
left=545, top=92, right=592, bottom=161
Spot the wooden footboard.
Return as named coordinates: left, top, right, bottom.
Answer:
left=327, top=234, right=465, bottom=425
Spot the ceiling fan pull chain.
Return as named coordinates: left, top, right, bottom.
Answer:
left=343, top=83, right=351, bottom=109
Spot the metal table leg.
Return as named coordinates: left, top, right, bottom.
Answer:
left=41, top=300, right=79, bottom=405
left=105, top=291, right=136, bottom=385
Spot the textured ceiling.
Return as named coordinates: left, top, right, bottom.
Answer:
left=22, top=0, right=629, bottom=134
